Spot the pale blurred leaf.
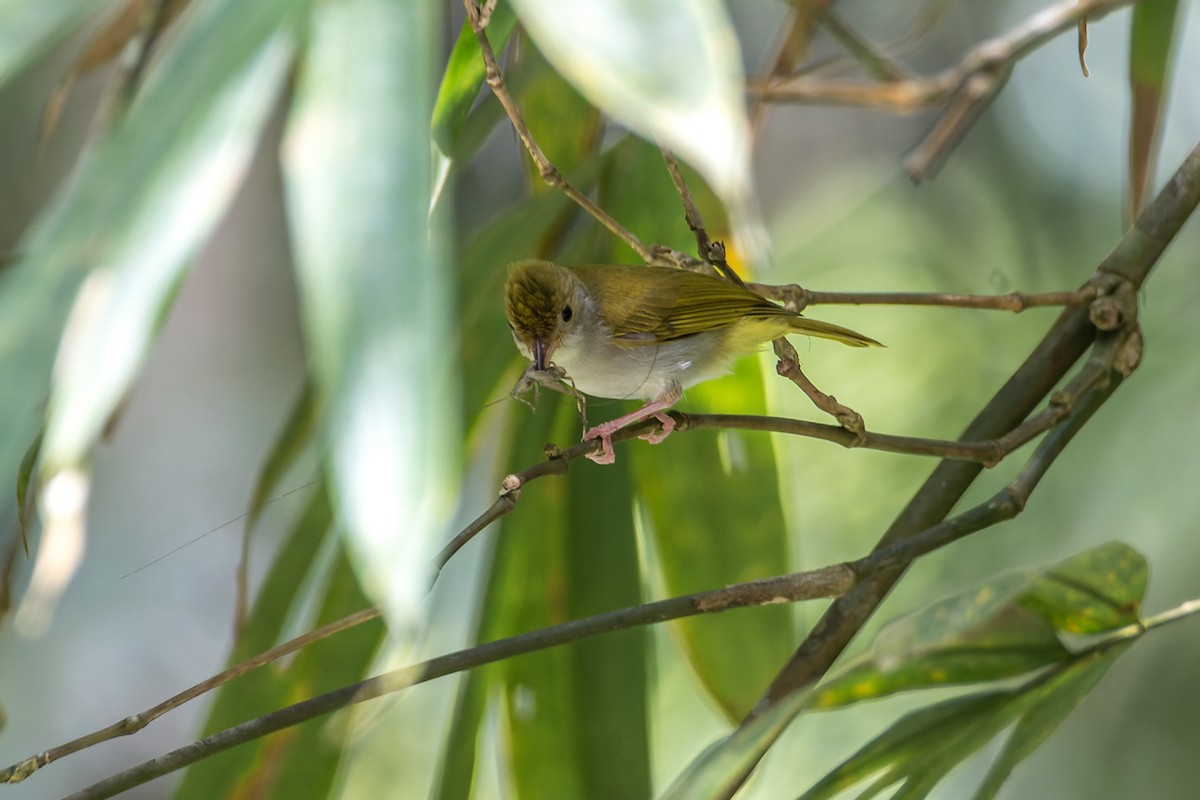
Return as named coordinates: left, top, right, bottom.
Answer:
left=283, top=0, right=455, bottom=627
left=0, top=0, right=111, bottom=86
left=5, top=0, right=300, bottom=631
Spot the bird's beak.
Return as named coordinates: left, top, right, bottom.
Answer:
left=533, top=337, right=550, bottom=371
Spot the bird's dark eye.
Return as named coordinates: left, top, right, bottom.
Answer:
left=561, top=305, right=573, bottom=322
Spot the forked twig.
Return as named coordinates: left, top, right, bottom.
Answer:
left=751, top=0, right=1137, bottom=180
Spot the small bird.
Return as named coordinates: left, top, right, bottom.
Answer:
left=504, top=259, right=880, bottom=464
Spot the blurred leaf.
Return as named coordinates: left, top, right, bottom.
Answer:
left=799, top=647, right=1128, bottom=800
left=660, top=687, right=812, bottom=800
left=431, top=664, right=490, bottom=799
left=431, top=1, right=517, bottom=157
left=4, top=0, right=300, bottom=631
left=41, top=0, right=194, bottom=141
left=0, top=0, right=111, bottom=86
left=245, top=380, right=319, bottom=533
left=69, top=0, right=192, bottom=73
left=25, top=1, right=298, bottom=473
left=815, top=542, right=1145, bottom=707
left=512, top=44, right=602, bottom=191
left=563, top=421, right=650, bottom=797
left=1127, top=0, right=1182, bottom=218
left=508, top=0, right=752, bottom=208
left=284, top=0, right=455, bottom=625
left=15, top=430, right=42, bottom=553
left=596, top=137, right=792, bottom=721
left=176, top=484, right=386, bottom=799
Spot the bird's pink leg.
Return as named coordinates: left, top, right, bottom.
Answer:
left=584, top=382, right=682, bottom=464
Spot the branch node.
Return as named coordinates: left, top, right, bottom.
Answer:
left=501, top=474, right=522, bottom=493
left=1113, top=328, right=1144, bottom=377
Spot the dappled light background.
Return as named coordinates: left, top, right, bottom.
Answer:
left=0, top=1, right=1198, bottom=798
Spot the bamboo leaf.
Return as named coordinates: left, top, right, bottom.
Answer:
left=283, top=0, right=455, bottom=625
left=483, top=400, right=650, bottom=798
left=814, top=542, right=1145, bottom=707
left=973, top=646, right=1128, bottom=800
left=431, top=1, right=517, bottom=157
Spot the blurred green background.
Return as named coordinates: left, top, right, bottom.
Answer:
left=1, top=1, right=1198, bottom=798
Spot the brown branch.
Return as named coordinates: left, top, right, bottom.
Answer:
left=740, top=137, right=1200, bottom=752
left=749, top=284, right=1099, bottom=312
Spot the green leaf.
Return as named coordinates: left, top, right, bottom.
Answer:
left=431, top=665, right=490, bottom=800
left=284, top=0, right=456, bottom=624
left=814, top=542, right=1146, bottom=708
left=480, top=400, right=650, bottom=799
left=799, top=689, right=1027, bottom=800
left=431, top=2, right=517, bottom=156
left=800, top=544, right=1146, bottom=800
left=508, top=0, right=751, bottom=207
left=661, top=688, right=812, bottom=800
left=1127, top=0, right=1182, bottom=216
left=1019, top=541, right=1146, bottom=634
left=0, top=0, right=110, bottom=86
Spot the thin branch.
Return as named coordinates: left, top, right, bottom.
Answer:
left=749, top=283, right=1099, bottom=313
left=658, top=148, right=743, bottom=284
left=773, top=337, right=866, bottom=436
left=463, top=0, right=658, bottom=264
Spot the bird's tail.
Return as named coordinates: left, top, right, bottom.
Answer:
left=786, top=316, right=882, bottom=348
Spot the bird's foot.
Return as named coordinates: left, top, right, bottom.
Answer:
left=638, top=412, right=676, bottom=444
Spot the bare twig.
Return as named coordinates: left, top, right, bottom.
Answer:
left=658, top=148, right=743, bottom=283
left=773, top=338, right=866, bottom=437
left=463, top=0, right=659, bottom=264
left=750, top=283, right=1099, bottom=312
